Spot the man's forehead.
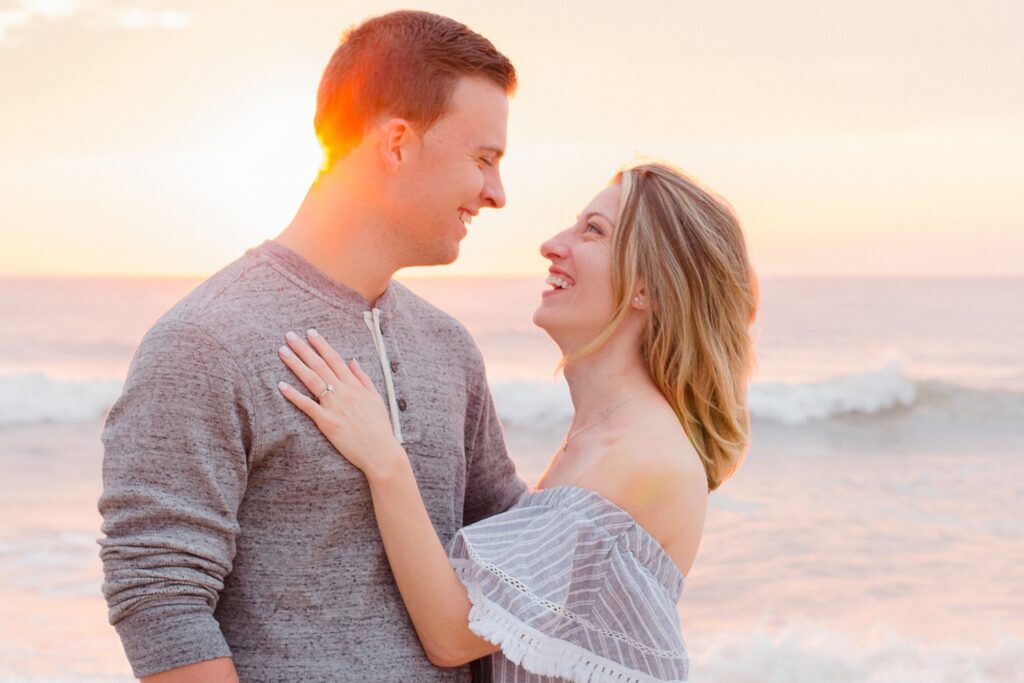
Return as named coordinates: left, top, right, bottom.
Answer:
left=446, top=78, right=509, bottom=143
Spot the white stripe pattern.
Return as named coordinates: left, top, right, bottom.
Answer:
left=447, top=485, right=688, bottom=682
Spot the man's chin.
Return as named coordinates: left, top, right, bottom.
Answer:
left=437, top=247, right=459, bottom=266
left=409, top=244, right=460, bottom=268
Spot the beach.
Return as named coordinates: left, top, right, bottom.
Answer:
left=1, top=275, right=1022, bottom=681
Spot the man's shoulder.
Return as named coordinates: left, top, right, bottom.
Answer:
left=156, top=246, right=279, bottom=331
left=135, top=247, right=287, bottom=364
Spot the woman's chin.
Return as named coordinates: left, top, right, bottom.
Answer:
left=531, top=306, right=548, bottom=330
left=533, top=310, right=574, bottom=355
left=532, top=308, right=560, bottom=340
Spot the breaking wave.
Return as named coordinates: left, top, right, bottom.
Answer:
left=3, top=363, right=1021, bottom=430
left=747, top=360, right=917, bottom=426
left=490, top=361, right=1024, bottom=430
left=0, top=372, right=122, bottom=426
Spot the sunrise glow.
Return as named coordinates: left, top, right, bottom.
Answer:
left=1, top=0, right=1021, bottom=278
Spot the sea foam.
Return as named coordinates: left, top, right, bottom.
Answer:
left=491, top=361, right=922, bottom=430
left=2, top=363, right=1017, bottom=430
left=0, top=372, right=122, bottom=426
left=690, top=626, right=1024, bottom=683
left=746, top=359, right=917, bottom=426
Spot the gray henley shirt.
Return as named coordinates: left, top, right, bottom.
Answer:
left=98, top=240, right=527, bottom=680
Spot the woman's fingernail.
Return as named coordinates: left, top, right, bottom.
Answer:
left=307, top=328, right=319, bottom=337
left=279, top=345, right=292, bottom=357
left=278, top=381, right=289, bottom=391
left=286, top=331, right=299, bottom=342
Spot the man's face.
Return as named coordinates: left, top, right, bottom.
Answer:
left=393, top=77, right=509, bottom=266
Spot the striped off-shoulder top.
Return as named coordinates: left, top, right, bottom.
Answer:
left=447, top=485, right=689, bottom=683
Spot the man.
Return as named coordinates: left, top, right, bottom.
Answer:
left=98, top=11, right=526, bottom=681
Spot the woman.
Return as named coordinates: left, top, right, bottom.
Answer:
left=277, top=161, right=757, bottom=682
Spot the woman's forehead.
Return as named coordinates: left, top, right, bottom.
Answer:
left=581, top=184, right=622, bottom=220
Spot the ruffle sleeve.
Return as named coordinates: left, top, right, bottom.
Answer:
left=447, top=485, right=689, bottom=683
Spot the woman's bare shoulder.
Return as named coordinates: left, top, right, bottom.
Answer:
left=581, top=412, right=708, bottom=550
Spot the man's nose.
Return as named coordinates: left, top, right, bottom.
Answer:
left=481, top=170, right=506, bottom=209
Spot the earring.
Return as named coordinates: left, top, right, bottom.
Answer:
left=634, top=296, right=643, bottom=306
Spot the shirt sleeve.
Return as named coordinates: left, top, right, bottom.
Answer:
left=97, top=319, right=256, bottom=678
left=460, top=343, right=527, bottom=527
left=448, top=491, right=689, bottom=683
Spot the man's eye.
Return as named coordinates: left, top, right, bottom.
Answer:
left=478, top=157, right=494, bottom=167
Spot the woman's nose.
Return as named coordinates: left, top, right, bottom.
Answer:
left=539, top=229, right=570, bottom=261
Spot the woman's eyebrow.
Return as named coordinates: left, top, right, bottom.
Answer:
left=584, top=211, right=614, bottom=224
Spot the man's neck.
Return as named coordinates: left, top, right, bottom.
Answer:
left=276, top=177, right=400, bottom=305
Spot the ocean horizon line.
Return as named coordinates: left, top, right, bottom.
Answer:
left=2, top=272, right=1023, bottom=283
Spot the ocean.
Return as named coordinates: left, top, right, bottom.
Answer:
left=0, top=274, right=1022, bottom=682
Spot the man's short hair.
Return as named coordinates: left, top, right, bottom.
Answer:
left=314, top=10, right=517, bottom=169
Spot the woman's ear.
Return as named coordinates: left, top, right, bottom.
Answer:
left=631, top=285, right=648, bottom=310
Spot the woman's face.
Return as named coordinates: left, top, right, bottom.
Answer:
left=533, top=183, right=622, bottom=349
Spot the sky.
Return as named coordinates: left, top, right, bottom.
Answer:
left=1, top=0, right=1022, bottom=278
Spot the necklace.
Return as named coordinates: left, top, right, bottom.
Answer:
left=561, top=394, right=646, bottom=452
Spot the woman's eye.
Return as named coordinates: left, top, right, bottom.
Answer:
left=586, top=223, right=603, bottom=235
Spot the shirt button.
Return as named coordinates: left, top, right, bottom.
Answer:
left=390, top=360, right=400, bottom=373
left=397, top=399, right=407, bottom=412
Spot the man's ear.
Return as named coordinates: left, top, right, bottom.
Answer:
left=377, top=118, right=418, bottom=174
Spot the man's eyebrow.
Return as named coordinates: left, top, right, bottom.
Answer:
left=479, top=146, right=505, bottom=159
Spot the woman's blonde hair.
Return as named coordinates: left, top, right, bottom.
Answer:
left=570, top=162, right=758, bottom=490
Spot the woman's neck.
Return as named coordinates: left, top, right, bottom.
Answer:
left=562, top=336, right=660, bottom=431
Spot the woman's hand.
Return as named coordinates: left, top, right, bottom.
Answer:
left=278, top=331, right=496, bottom=666
left=277, top=328, right=405, bottom=481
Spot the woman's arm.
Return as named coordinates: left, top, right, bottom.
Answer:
left=277, top=329, right=498, bottom=667
left=366, top=444, right=499, bottom=666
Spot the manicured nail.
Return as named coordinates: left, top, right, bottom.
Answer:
left=307, top=328, right=320, bottom=337
left=279, top=345, right=292, bottom=357
left=278, top=381, right=289, bottom=392
left=286, top=331, right=299, bottom=341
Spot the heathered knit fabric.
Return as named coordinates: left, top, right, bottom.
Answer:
left=98, top=240, right=527, bottom=680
